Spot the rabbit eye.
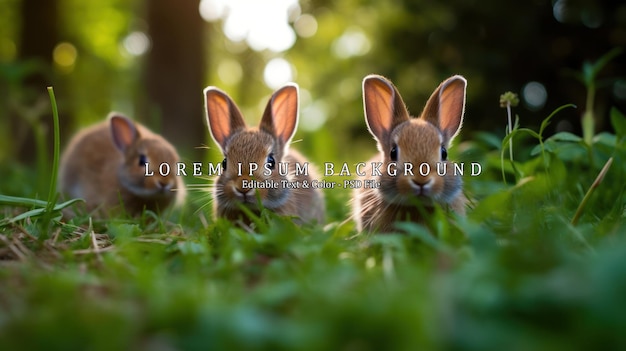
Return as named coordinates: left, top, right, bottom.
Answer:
left=390, top=145, right=398, bottom=161
left=138, top=154, right=148, bottom=166
left=266, top=153, right=276, bottom=169
left=221, top=158, right=227, bottom=171
left=441, top=146, right=448, bottom=161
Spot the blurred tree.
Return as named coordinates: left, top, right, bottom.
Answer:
left=372, top=0, right=626, bottom=135
left=3, top=0, right=625, bottom=174
left=16, top=0, right=58, bottom=164
left=284, top=0, right=626, bottom=163
left=18, top=0, right=57, bottom=84
left=142, top=0, right=206, bottom=160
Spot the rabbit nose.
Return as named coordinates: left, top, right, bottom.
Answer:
left=234, top=184, right=253, bottom=197
left=411, top=178, right=433, bottom=191
left=157, top=179, right=173, bottom=191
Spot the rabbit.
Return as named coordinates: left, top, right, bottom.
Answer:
left=204, top=83, right=325, bottom=225
left=352, top=74, right=467, bottom=232
left=59, top=112, right=186, bottom=217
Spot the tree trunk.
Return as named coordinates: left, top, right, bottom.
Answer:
left=143, top=0, right=206, bottom=161
left=17, top=0, right=59, bottom=165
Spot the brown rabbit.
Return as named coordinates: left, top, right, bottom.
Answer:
left=59, top=113, right=185, bottom=217
left=204, top=83, right=325, bottom=224
left=352, top=75, right=467, bottom=232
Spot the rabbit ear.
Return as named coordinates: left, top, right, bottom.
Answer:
left=362, top=75, right=410, bottom=144
left=204, top=86, right=247, bottom=150
left=109, top=113, right=138, bottom=152
left=420, top=75, right=466, bottom=144
left=260, top=83, right=299, bottom=146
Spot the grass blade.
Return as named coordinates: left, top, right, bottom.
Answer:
left=0, top=198, right=84, bottom=227
left=0, top=195, right=50, bottom=208
left=38, top=86, right=62, bottom=237
left=571, top=157, right=613, bottom=226
left=46, top=86, right=61, bottom=212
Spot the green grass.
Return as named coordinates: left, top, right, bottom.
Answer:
left=1, top=83, right=626, bottom=350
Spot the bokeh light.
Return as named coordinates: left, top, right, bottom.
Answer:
left=556, top=119, right=574, bottom=133
left=332, top=27, right=371, bottom=59
left=53, top=42, right=78, bottom=72
left=522, top=81, right=548, bottom=111
left=300, top=101, right=328, bottom=131
left=247, top=19, right=295, bottom=52
left=294, top=14, right=318, bottom=38
left=553, top=0, right=569, bottom=23
left=263, top=57, right=294, bottom=89
left=123, top=31, right=151, bottom=56
left=200, top=0, right=299, bottom=53
left=614, top=80, right=626, bottom=101
left=299, top=88, right=327, bottom=131
left=199, top=0, right=226, bottom=21
left=581, top=8, right=603, bottom=28
left=217, top=59, right=243, bottom=85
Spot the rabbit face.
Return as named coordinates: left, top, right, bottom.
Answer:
left=378, top=119, right=455, bottom=206
left=354, top=74, right=467, bottom=232
left=119, top=137, right=180, bottom=199
left=215, top=130, right=290, bottom=210
left=58, top=112, right=185, bottom=218
left=109, top=115, right=180, bottom=200
left=205, top=83, right=324, bottom=224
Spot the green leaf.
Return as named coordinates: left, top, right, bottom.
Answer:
left=0, top=198, right=83, bottom=226
left=593, top=132, right=617, bottom=148
left=394, top=222, right=445, bottom=251
left=0, top=194, right=50, bottom=208
left=515, top=128, right=542, bottom=140
left=177, top=241, right=208, bottom=255
left=469, top=188, right=513, bottom=222
left=610, top=107, right=626, bottom=138
left=531, top=141, right=549, bottom=156
left=475, top=131, right=503, bottom=149
left=531, top=132, right=584, bottom=157
left=539, top=104, right=577, bottom=137
left=548, top=132, right=583, bottom=142
left=108, top=223, right=142, bottom=239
